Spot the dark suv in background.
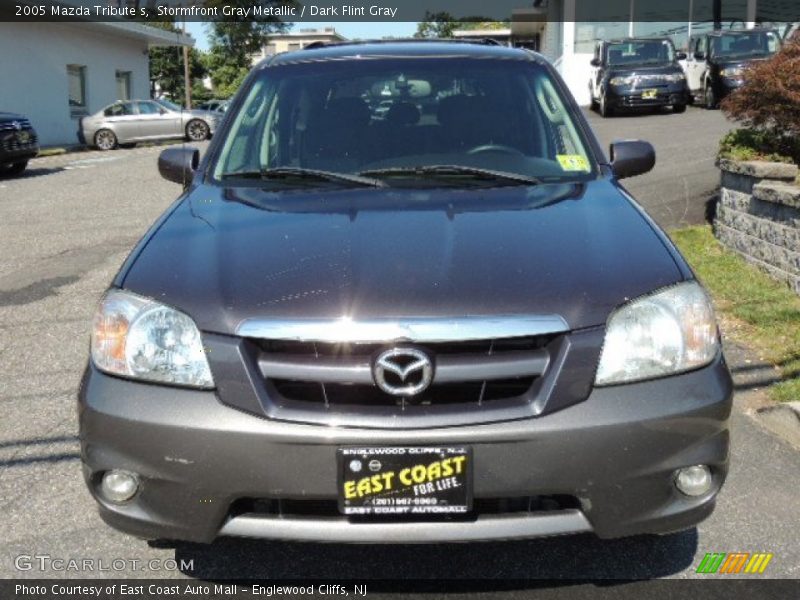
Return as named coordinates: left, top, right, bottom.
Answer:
left=589, top=38, right=689, bottom=117
left=0, top=112, right=38, bottom=176
left=80, top=40, right=732, bottom=546
left=683, top=28, right=781, bottom=108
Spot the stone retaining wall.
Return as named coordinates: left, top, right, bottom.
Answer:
left=715, top=159, right=800, bottom=294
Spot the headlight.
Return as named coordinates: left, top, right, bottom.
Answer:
left=91, top=289, right=214, bottom=388
left=595, top=281, right=719, bottom=386
left=664, top=73, right=686, bottom=83
left=610, top=76, right=634, bottom=87
left=721, top=67, right=743, bottom=78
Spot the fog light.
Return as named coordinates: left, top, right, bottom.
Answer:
left=100, top=470, right=139, bottom=504
left=675, top=465, right=712, bottom=497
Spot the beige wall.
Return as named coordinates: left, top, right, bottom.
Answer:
left=0, top=22, right=151, bottom=146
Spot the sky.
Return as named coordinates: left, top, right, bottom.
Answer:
left=186, top=22, right=419, bottom=51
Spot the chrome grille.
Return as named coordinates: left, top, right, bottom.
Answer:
left=211, top=314, right=590, bottom=428
left=0, top=119, right=32, bottom=131
left=635, top=74, right=673, bottom=85
left=1, top=131, right=38, bottom=152
left=254, top=336, right=554, bottom=409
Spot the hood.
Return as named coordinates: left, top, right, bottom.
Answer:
left=120, top=181, right=684, bottom=335
left=712, top=56, right=772, bottom=68
left=608, top=64, right=682, bottom=78
left=0, top=112, right=26, bottom=122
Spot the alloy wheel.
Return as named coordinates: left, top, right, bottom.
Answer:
left=186, top=120, right=209, bottom=142
left=95, top=130, right=117, bottom=151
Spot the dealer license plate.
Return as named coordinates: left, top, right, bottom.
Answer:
left=338, top=446, right=472, bottom=516
left=642, top=88, right=658, bottom=100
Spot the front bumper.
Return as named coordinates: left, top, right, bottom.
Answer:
left=78, top=355, right=732, bottom=543
left=606, top=85, right=689, bottom=109
left=0, top=133, right=38, bottom=164
left=717, top=78, right=743, bottom=100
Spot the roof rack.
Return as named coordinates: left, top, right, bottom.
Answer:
left=301, top=37, right=504, bottom=51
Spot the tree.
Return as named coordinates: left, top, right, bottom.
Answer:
left=415, top=12, right=458, bottom=39
left=147, top=21, right=207, bottom=103
left=721, top=38, right=800, bottom=163
left=457, top=22, right=510, bottom=31
left=414, top=12, right=507, bottom=39
left=205, top=1, right=294, bottom=98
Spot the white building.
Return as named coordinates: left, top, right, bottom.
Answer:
left=0, top=22, right=192, bottom=146
left=253, top=27, right=347, bottom=63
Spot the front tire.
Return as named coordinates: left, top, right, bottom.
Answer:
left=185, top=119, right=209, bottom=142
left=94, top=129, right=118, bottom=151
left=599, top=93, right=613, bottom=118
left=673, top=103, right=687, bottom=114
left=0, top=160, right=28, bottom=176
left=704, top=86, right=718, bottom=110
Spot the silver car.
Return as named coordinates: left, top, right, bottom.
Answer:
left=78, top=99, right=220, bottom=150
left=196, top=99, right=229, bottom=113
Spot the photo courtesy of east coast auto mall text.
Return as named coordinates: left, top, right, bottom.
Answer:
left=1, top=0, right=799, bottom=599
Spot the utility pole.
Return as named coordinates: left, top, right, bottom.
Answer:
left=713, top=0, right=722, bottom=30
left=182, top=18, right=192, bottom=108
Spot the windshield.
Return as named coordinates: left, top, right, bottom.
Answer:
left=213, top=58, right=595, bottom=186
left=154, top=98, right=182, bottom=112
left=606, top=40, right=675, bottom=66
left=710, top=31, right=780, bottom=59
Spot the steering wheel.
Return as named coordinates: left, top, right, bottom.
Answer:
left=466, top=144, right=525, bottom=157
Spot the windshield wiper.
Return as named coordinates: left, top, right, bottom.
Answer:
left=220, top=167, right=386, bottom=188
left=359, top=165, right=541, bottom=186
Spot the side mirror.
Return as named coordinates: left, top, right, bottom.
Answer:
left=158, top=146, right=199, bottom=186
left=676, top=51, right=687, bottom=60
left=590, top=58, right=601, bottom=67
left=694, top=51, right=706, bottom=60
left=610, top=140, right=655, bottom=180
left=159, top=108, right=167, bottom=115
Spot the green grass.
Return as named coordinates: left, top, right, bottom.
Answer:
left=671, top=226, right=800, bottom=403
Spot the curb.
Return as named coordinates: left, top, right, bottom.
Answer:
left=756, top=403, right=800, bottom=450
left=35, top=138, right=190, bottom=159
left=36, top=145, right=87, bottom=157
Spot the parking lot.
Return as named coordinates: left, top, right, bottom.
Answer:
left=1, top=106, right=799, bottom=584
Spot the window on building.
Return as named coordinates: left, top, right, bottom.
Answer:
left=288, top=43, right=301, bottom=51
left=67, top=64, right=87, bottom=116
left=264, top=43, right=277, bottom=56
left=116, top=70, right=132, bottom=101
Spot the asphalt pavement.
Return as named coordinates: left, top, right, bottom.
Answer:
left=584, top=105, right=734, bottom=229
left=1, top=108, right=798, bottom=584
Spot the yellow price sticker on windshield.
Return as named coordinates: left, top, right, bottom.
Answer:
left=557, top=155, right=590, bottom=172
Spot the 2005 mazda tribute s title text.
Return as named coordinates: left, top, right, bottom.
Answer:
left=80, top=40, right=732, bottom=545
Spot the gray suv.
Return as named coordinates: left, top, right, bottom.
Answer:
left=80, top=40, right=732, bottom=545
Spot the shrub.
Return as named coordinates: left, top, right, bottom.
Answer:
left=718, top=128, right=798, bottom=164
left=721, top=38, right=800, bottom=164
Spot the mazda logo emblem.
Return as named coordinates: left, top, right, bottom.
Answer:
left=372, top=347, right=434, bottom=397
left=11, top=121, right=21, bottom=131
